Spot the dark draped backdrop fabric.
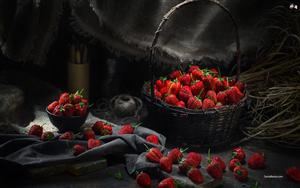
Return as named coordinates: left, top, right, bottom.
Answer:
left=0, top=0, right=282, bottom=67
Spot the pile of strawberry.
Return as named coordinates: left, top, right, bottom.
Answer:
left=47, top=90, right=88, bottom=117
left=136, top=146, right=300, bottom=187
left=150, top=65, right=245, bottom=110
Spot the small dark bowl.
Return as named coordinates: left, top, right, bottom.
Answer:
left=46, top=108, right=88, bottom=133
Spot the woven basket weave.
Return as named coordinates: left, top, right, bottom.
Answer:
left=142, top=0, right=247, bottom=146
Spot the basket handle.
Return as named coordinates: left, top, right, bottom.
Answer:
left=149, top=0, right=241, bottom=98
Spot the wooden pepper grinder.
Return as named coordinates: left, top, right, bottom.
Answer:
left=68, top=44, right=89, bottom=98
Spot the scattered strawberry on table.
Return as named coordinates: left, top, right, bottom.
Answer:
left=92, top=121, right=113, bottom=136
left=136, top=172, right=152, bottom=188
left=232, top=147, right=246, bottom=162
left=41, top=131, right=54, bottom=141
left=286, top=166, right=300, bottom=183
left=28, top=124, right=43, bottom=137
left=87, top=138, right=101, bottom=150
left=158, top=177, right=176, bottom=188
left=248, top=152, right=265, bottom=169
left=206, top=149, right=224, bottom=179
left=146, top=134, right=160, bottom=145
left=146, top=147, right=163, bottom=163
left=47, top=90, right=89, bottom=117
left=160, top=156, right=173, bottom=173
left=59, top=131, right=74, bottom=140
left=149, top=65, right=245, bottom=110
left=73, top=144, right=86, bottom=156
left=233, top=166, right=248, bottom=182
left=118, top=123, right=140, bottom=134
left=187, top=168, right=204, bottom=184
left=167, top=148, right=184, bottom=164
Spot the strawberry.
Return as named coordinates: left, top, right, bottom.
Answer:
left=28, top=124, right=43, bottom=137
left=156, top=78, right=166, bottom=90
left=188, top=168, right=204, bottom=184
left=206, top=90, right=217, bottom=103
left=216, top=91, right=227, bottom=105
left=206, top=160, right=223, bottom=179
left=160, top=87, right=168, bottom=97
left=176, top=101, right=186, bottom=108
left=59, top=92, right=70, bottom=105
left=92, top=121, right=105, bottom=134
left=229, top=158, right=241, bottom=171
left=179, top=74, right=191, bottom=86
left=225, top=86, right=244, bottom=104
left=188, top=65, right=200, bottom=73
left=202, top=98, right=215, bottom=110
left=209, top=68, right=219, bottom=76
left=169, top=70, right=182, bottom=80
left=87, top=138, right=101, bottom=149
left=53, top=105, right=64, bottom=116
left=187, top=96, right=202, bottom=110
left=155, top=89, right=162, bottom=99
left=167, top=148, right=183, bottom=164
left=73, top=144, right=86, bottom=156
left=71, top=90, right=83, bottom=104
left=146, top=134, right=159, bottom=145
left=41, top=131, right=54, bottom=141
left=286, top=166, right=300, bottom=182
left=145, top=147, right=163, bottom=163
left=81, top=98, right=88, bottom=105
left=101, top=125, right=113, bottom=136
left=191, top=69, right=204, bottom=80
left=178, top=86, right=192, bottom=102
left=232, top=147, right=246, bottom=162
left=63, top=103, right=75, bottom=116
left=190, top=81, right=204, bottom=96
left=167, top=80, right=181, bottom=95
left=47, top=101, right=59, bottom=112
left=202, top=74, right=213, bottom=89
left=136, top=172, right=152, bottom=187
left=118, top=123, right=137, bottom=134
left=222, top=77, right=230, bottom=89
left=83, top=128, right=95, bottom=140
left=74, top=102, right=88, bottom=117
left=165, top=94, right=179, bottom=106
left=59, top=131, right=74, bottom=140
left=248, top=152, right=265, bottom=169
left=234, top=81, right=245, bottom=93
left=211, top=77, right=224, bottom=92
left=206, top=149, right=223, bottom=179
left=158, top=177, right=175, bottom=188
left=186, top=152, right=202, bottom=167
left=179, top=158, right=198, bottom=174
left=233, top=166, right=248, bottom=182
left=212, top=156, right=226, bottom=172
left=160, top=156, right=173, bottom=173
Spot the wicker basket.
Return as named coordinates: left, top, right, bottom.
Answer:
left=141, top=0, right=247, bottom=146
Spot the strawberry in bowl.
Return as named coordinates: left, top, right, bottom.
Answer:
left=46, top=90, right=89, bottom=132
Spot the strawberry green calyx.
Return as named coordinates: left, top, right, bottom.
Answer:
left=207, top=148, right=212, bottom=164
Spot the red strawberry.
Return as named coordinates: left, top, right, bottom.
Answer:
left=179, top=158, right=198, bottom=174
left=136, top=172, right=151, bottom=187
left=202, top=74, right=213, bottom=89
left=160, top=156, right=173, bottom=173
left=71, top=90, right=83, bottom=104
left=59, top=131, right=74, bottom=140
left=232, top=147, right=246, bottom=162
left=211, top=77, right=224, bottom=92
left=53, top=105, right=64, bottom=116
left=217, top=91, right=227, bottom=105
left=165, top=94, right=179, bottom=106
left=188, top=65, right=200, bottom=73
left=248, top=152, right=265, bottom=169
left=74, top=102, right=88, bottom=117
left=158, top=177, right=175, bottom=188
left=160, top=87, right=168, bottom=97
left=81, top=98, right=88, bottom=105
left=156, top=78, right=166, bottom=90
left=210, top=68, right=219, bottom=76
left=28, top=124, right=43, bottom=137
left=167, top=148, right=183, bottom=164
left=176, top=101, right=186, bottom=108
left=63, top=103, right=75, bottom=116
left=206, top=160, right=223, bottom=179
left=87, top=138, right=101, bottom=149
left=145, top=148, right=163, bottom=163
left=92, top=121, right=105, bottom=134
left=226, top=86, right=244, bottom=104
left=146, top=134, right=159, bottom=145
left=234, top=81, right=245, bottom=93
left=59, top=92, right=70, bottom=105
left=187, top=96, right=202, bottom=110
left=286, top=166, right=300, bottom=182
left=233, top=166, right=248, bottom=182
left=212, top=156, right=226, bottom=172
left=47, top=101, right=59, bottom=112
left=83, top=128, right=95, bottom=140
left=229, top=158, right=241, bottom=171
left=167, top=80, right=181, bottom=95
left=188, top=168, right=204, bottom=184
left=73, top=144, right=86, bottom=156
left=191, top=69, right=204, bottom=80
left=178, top=86, right=192, bottom=102
left=41, top=131, right=54, bottom=141
left=206, top=90, right=217, bottom=103
left=179, top=74, right=191, bottom=86
left=118, top=123, right=136, bottom=134
left=169, top=70, right=182, bottom=80
left=155, top=90, right=162, bottom=99
left=190, top=81, right=204, bottom=96
left=186, top=152, right=202, bottom=167
left=101, top=125, right=113, bottom=136
left=202, top=98, right=215, bottom=110
left=222, top=77, right=230, bottom=89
